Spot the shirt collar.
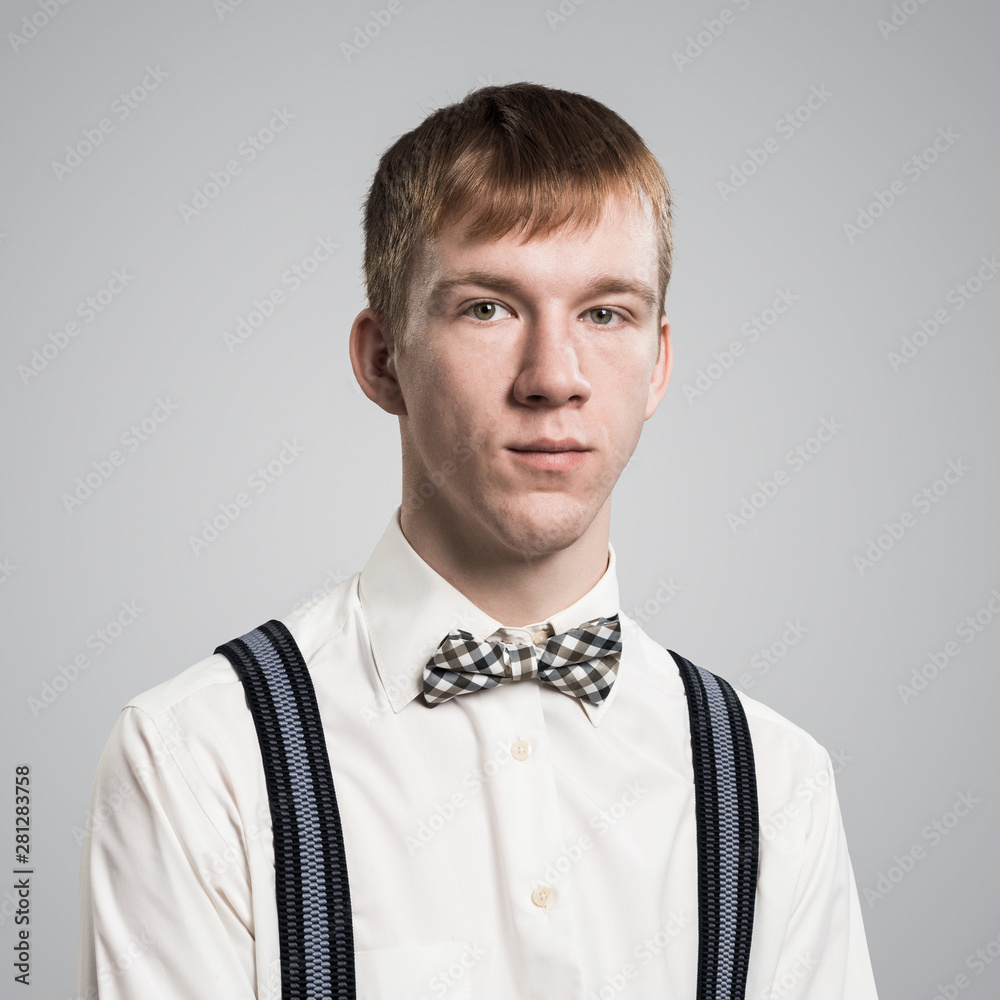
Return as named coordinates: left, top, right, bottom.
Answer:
left=358, top=506, right=622, bottom=727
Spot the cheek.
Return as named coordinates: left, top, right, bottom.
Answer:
left=602, top=355, right=652, bottom=414
left=405, top=355, right=493, bottom=454
left=596, top=362, right=652, bottom=454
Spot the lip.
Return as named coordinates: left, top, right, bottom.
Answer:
left=510, top=438, right=587, bottom=453
left=508, top=439, right=589, bottom=471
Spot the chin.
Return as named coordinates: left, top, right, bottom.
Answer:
left=482, top=493, right=598, bottom=559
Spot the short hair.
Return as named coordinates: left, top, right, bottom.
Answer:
left=362, top=81, right=673, bottom=351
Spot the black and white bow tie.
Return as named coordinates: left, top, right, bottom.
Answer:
left=422, top=614, right=622, bottom=707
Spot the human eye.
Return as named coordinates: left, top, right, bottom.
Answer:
left=465, top=300, right=512, bottom=322
left=584, top=306, right=627, bottom=327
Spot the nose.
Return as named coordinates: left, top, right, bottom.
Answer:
left=511, top=309, right=592, bottom=408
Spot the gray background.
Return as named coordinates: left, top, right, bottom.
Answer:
left=2, top=0, right=998, bottom=997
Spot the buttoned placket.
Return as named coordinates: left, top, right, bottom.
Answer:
left=473, top=625, right=586, bottom=998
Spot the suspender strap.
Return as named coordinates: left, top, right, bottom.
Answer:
left=215, top=619, right=356, bottom=1000
left=670, top=649, right=759, bottom=1000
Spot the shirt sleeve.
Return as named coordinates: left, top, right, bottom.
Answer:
left=767, top=743, right=880, bottom=1000
left=77, top=705, right=259, bottom=999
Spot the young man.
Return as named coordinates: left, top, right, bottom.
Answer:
left=78, top=82, right=879, bottom=998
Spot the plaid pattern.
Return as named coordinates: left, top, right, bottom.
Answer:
left=423, top=614, right=622, bottom=707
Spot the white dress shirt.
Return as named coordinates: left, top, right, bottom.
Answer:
left=77, top=507, right=879, bottom=999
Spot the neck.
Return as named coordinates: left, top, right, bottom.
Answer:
left=399, top=499, right=612, bottom=626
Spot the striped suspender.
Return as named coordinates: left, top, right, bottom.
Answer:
left=215, top=620, right=356, bottom=1000
left=217, top=624, right=759, bottom=1000
left=670, top=649, right=760, bottom=1000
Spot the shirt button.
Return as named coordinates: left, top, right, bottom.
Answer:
left=532, top=629, right=549, bottom=646
left=531, top=884, right=555, bottom=908
left=510, top=739, right=532, bottom=761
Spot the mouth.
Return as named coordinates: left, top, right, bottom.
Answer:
left=507, top=439, right=589, bottom=470
left=511, top=438, right=587, bottom=453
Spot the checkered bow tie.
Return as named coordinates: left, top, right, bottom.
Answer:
left=423, top=614, right=622, bottom=707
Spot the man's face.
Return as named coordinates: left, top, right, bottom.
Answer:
left=389, top=192, right=672, bottom=561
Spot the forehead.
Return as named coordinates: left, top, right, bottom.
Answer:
left=413, top=191, right=659, bottom=302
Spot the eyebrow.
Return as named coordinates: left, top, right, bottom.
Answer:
left=427, top=270, right=660, bottom=313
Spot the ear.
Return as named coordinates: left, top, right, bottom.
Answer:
left=644, top=314, right=673, bottom=420
left=349, top=308, right=407, bottom=416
